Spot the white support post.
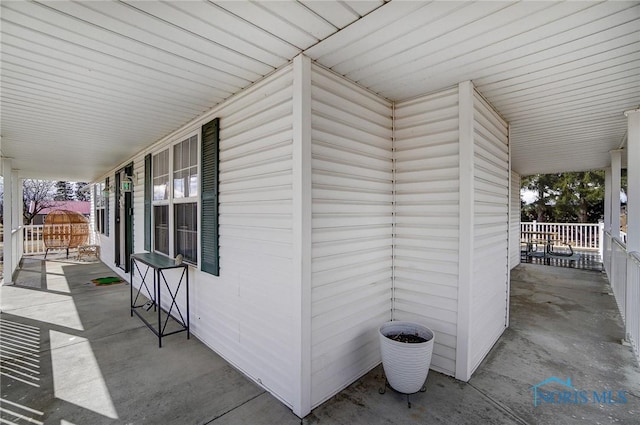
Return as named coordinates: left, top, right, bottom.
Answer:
left=15, top=170, right=23, bottom=264
left=2, top=158, right=12, bottom=283
left=598, top=222, right=604, bottom=259
left=625, top=109, right=640, bottom=253
left=604, top=167, right=612, bottom=234
left=456, top=81, right=475, bottom=382
left=611, top=150, right=622, bottom=240
left=291, top=54, right=312, bottom=418
left=603, top=167, right=612, bottom=272
left=624, top=108, right=640, bottom=344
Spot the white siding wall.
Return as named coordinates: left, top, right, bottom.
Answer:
left=100, top=65, right=299, bottom=410
left=94, top=65, right=514, bottom=415
left=510, top=171, right=521, bottom=269
left=468, top=91, right=509, bottom=373
left=309, top=65, right=393, bottom=407
left=211, top=66, right=295, bottom=404
left=394, top=87, right=460, bottom=376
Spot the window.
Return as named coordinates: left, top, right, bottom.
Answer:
left=95, top=181, right=107, bottom=234
left=144, top=117, right=218, bottom=274
left=151, top=134, right=198, bottom=263
left=154, top=205, right=169, bottom=255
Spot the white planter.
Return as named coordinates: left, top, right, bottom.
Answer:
left=379, top=321, right=435, bottom=394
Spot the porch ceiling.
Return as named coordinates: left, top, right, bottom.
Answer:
left=1, top=1, right=638, bottom=181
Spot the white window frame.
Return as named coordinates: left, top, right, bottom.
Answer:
left=151, top=130, right=200, bottom=264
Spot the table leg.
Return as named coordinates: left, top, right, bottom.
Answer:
left=130, top=258, right=134, bottom=317
left=157, top=268, right=162, bottom=348
left=186, top=269, right=190, bottom=340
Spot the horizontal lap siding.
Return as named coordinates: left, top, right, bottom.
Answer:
left=394, top=87, right=459, bottom=375
left=122, top=67, right=300, bottom=406
left=510, top=171, right=521, bottom=269
left=123, top=66, right=297, bottom=408
left=310, top=66, right=393, bottom=407
left=211, top=67, right=295, bottom=404
left=470, top=91, right=509, bottom=373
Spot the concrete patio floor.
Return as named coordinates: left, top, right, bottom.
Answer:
left=1, top=257, right=639, bottom=424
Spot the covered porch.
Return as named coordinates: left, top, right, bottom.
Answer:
left=2, top=1, right=640, bottom=419
left=1, top=256, right=638, bottom=424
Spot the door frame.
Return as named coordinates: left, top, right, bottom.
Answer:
left=115, top=163, right=134, bottom=272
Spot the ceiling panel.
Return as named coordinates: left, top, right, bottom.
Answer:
left=307, top=0, right=639, bottom=176
left=300, top=1, right=360, bottom=29
left=1, top=0, right=638, bottom=181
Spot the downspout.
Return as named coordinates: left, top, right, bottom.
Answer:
left=505, top=124, right=512, bottom=328
left=391, top=101, right=397, bottom=321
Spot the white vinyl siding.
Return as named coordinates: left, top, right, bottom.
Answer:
left=208, top=66, right=295, bottom=405
left=510, top=171, right=521, bottom=269
left=119, top=65, right=298, bottom=410
left=469, top=90, right=510, bottom=373
left=310, top=65, right=393, bottom=407
left=97, top=65, right=514, bottom=417
left=394, top=87, right=460, bottom=376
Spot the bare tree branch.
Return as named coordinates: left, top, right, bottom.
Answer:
left=22, top=179, right=57, bottom=224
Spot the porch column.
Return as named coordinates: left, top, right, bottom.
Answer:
left=2, top=158, right=13, bottom=283
left=624, top=108, right=639, bottom=349
left=610, top=150, right=622, bottom=240
left=602, top=167, right=612, bottom=270
left=604, top=168, right=612, bottom=234
left=625, top=109, right=639, bottom=253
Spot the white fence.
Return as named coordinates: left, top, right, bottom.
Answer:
left=603, top=230, right=640, bottom=365
left=521, top=221, right=602, bottom=250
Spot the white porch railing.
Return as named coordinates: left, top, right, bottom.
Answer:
left=23, top=224, right=47, bottom=255
left=603, top=230, right=640, bottom=364
left=521, top=221, right=602, bottom=250
left=23, top=224, right=98, bottom=256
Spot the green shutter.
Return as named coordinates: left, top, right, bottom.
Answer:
left=201, top=118, right=220, bottom=276
left=105, top=177, right=110, bottom=237
left=144, top=153, right=152, bottom=251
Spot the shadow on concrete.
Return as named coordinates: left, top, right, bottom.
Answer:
left=1, top=257, right=293, bottom=425
left=2, top=259, right=639, bottom=425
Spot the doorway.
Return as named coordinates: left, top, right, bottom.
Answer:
left=115, top=164, right=133, bottom=272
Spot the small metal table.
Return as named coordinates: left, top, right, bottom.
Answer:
left=130, top=252, right=189, bottom=347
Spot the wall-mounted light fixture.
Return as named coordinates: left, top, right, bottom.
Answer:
left=121, top=175, right=134, bottom=193
left=101, top=184, right=113, bottom=197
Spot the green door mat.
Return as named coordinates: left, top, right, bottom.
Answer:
left=92, top=277, right=124, bottom=286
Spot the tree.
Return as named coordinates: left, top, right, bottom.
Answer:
left=521, top=174, right=561, bottom=222
left=521, top=171, right=605, bottom=223
left=554, top=172, right=604, bottom=223
left=23, top=179, right=57, bottom=224
left=75, top=182, right=90, bottom=201
left=54, top=181, right=74, bottom=201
